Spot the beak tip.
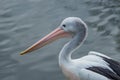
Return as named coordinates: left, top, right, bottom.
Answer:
left=20, top=51, right=26, bottom=55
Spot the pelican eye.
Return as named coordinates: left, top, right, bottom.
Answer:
left=62, top=24, right=66, bottom=27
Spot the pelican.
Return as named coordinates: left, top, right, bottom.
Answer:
left=20, top=17, right=120, bottom=80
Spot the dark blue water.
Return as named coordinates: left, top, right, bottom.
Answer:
left=0, top=0, right=120, bottom=80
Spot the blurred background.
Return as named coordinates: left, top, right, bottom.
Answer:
left=0, top=0, right=120, bottom=80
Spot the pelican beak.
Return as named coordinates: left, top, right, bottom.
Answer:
left=20, top=27, right=71, bottom=55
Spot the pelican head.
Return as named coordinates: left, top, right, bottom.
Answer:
left=20, top=17, right=87, bottom=55
left=60, top=17, right=87, bottom=33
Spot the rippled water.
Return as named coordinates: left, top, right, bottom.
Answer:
left=0, top=0, right=120, bottom=80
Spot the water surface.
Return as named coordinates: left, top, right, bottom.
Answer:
left=0, top=0, right=120, bottom=80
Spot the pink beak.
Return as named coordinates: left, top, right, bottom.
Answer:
left=20, top=27, right=71, bottom=55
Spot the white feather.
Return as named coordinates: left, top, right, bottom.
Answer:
left=78, top=52, right=109, bottom=66
left=72, top=52, right=115, bottom=73
left=88, top=51, right=111, bottom=59
left=79, top=69, right=109, bottom=80
left=72, top=59, right=113, bottom=73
